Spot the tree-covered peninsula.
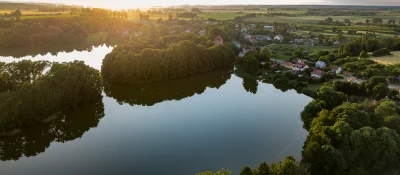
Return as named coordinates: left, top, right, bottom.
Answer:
left=0, top=60, right=102, bottom=133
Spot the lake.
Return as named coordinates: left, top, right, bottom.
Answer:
left=0, top=45, right=312, bottom=175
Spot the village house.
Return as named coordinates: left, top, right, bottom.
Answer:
left=214, top=35, right=224, bottom=46
left=274, top=34, right=284, bottom=42
left=333, top=40, right=341, bottom=46
left=315, top=61, right=327, bottom=69
left=292, top=63, right=309, bottom=72
left=264, top=25, right=275, bottom=30
left=288, top=27, right=297, bottom=32
left=255, top=35, right=272, bottom=42
left=238, top=48, right=251, bottom=58
left=331, top=66, right=342, bottom=74
left=198, top=30, right=206, bottom=36
left=281, top=62, right=294, bottom=69
left=311, top=69, right=325, bottom=79
left=293, top=58, right=307, bottom=64
left=347, top=76, right=362, bottom=84
left=293, top=39, right=304, bottom=44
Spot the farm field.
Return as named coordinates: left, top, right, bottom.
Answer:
left=372, top=51, right=400, bottom=65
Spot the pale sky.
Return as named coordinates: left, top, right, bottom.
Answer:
left=8, top=0, right=400, bottom=9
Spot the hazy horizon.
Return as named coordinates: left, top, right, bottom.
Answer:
left=3, top=0, right=400, bottom=9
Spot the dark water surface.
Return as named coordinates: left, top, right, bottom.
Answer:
left=0, top=46, right=311, bottom=175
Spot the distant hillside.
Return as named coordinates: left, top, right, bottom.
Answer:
left=0, top=1, right=81, bottom=10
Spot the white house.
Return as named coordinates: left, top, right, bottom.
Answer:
left=331, top=66, right=342, bottom=74
left=274, top=34, right=284, bottom=41
left=292, top=63, right=309, bottom=72
left=315, top=61, right=327, bottom=69
left=333, top=40, right=341, bottom=45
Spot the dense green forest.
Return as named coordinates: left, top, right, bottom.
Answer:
left=299, top=78, right=400, bottom=174
left=104, top=68, right=232, bottom=106
left=102, top=39, right=235, bottom=84
left=0, top=60, right=102, bottom=132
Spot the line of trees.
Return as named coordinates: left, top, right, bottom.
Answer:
left=0, top=16, right=135, bottom=48
left=0, top=60, right=102, bottom=132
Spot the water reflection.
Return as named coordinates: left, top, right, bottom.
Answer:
left=242, top=78, right=259, bottom=94
left=104, top=68, right=233, bottom=106
left=0, top=42, right=113, bottom=58
left=0, top=100, right=104, bottom=161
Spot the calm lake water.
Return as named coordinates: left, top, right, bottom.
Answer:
left=0, top=45, right=312, bottom=175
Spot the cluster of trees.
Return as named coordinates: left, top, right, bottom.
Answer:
left=300, top=81, right=400, bottom=174
left=139, top=14, right=150, bottom=20
left=102, top=39, right=235, bottom=84
left=1, top=10, right=22, bottom=18
left=176, top=12, right=197, bottom=18
left=332, top=56, right=400, bottom=80
left=197, top=156, right=305, bottom=175
left=0, top=61, right=102, bottom=132
left=0, top=16, right=133, bottom=48
left=338, top=36, right=400, bottom=57
left=372, top=47, right=391, bottom=57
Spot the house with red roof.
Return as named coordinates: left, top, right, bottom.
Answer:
left=214, top=35, right=224, bottom=46
left=292, top=63, right=309, bottom=72
left=347, top=76, right=362, bottom=84
left=281, top=62, right=294, bottom=69
left=311, top=69, right=325, bottom=79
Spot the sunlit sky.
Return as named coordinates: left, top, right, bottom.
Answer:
left=8, top=0, right=400, bottom=9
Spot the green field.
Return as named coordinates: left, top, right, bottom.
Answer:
left=372, top=51, right=400, bottom=65
left=245, top=15, right=400, bottom=24
left=267, top=44, right=335, bottom=61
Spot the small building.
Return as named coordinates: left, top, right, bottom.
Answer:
left=281, top=62, right=294, bottom=69
left=331, top=66, right=342, bottom=74
left=294, top=58, right=307, bottom=64
left=198, top=30, right=206, bottom=36
left=347, top=76, right=362, bottom=84
left=292, top=63, right=309, bottom=72
left=311, top=69, right=325, bottom=79
left=255, top=35, right=271, bottom=42
left=274, top=34, right=284, bottom=41
left=315, top=61, right=327, bottom=69
left=249, top=38, right=256, bottom=44
left=293, top=39, right=304, bottom=44
left=214, top=35, right=224, bottom=46
left=264, top=25, right=275, bottom=30
left=333, top=40, right=341, bottom=46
